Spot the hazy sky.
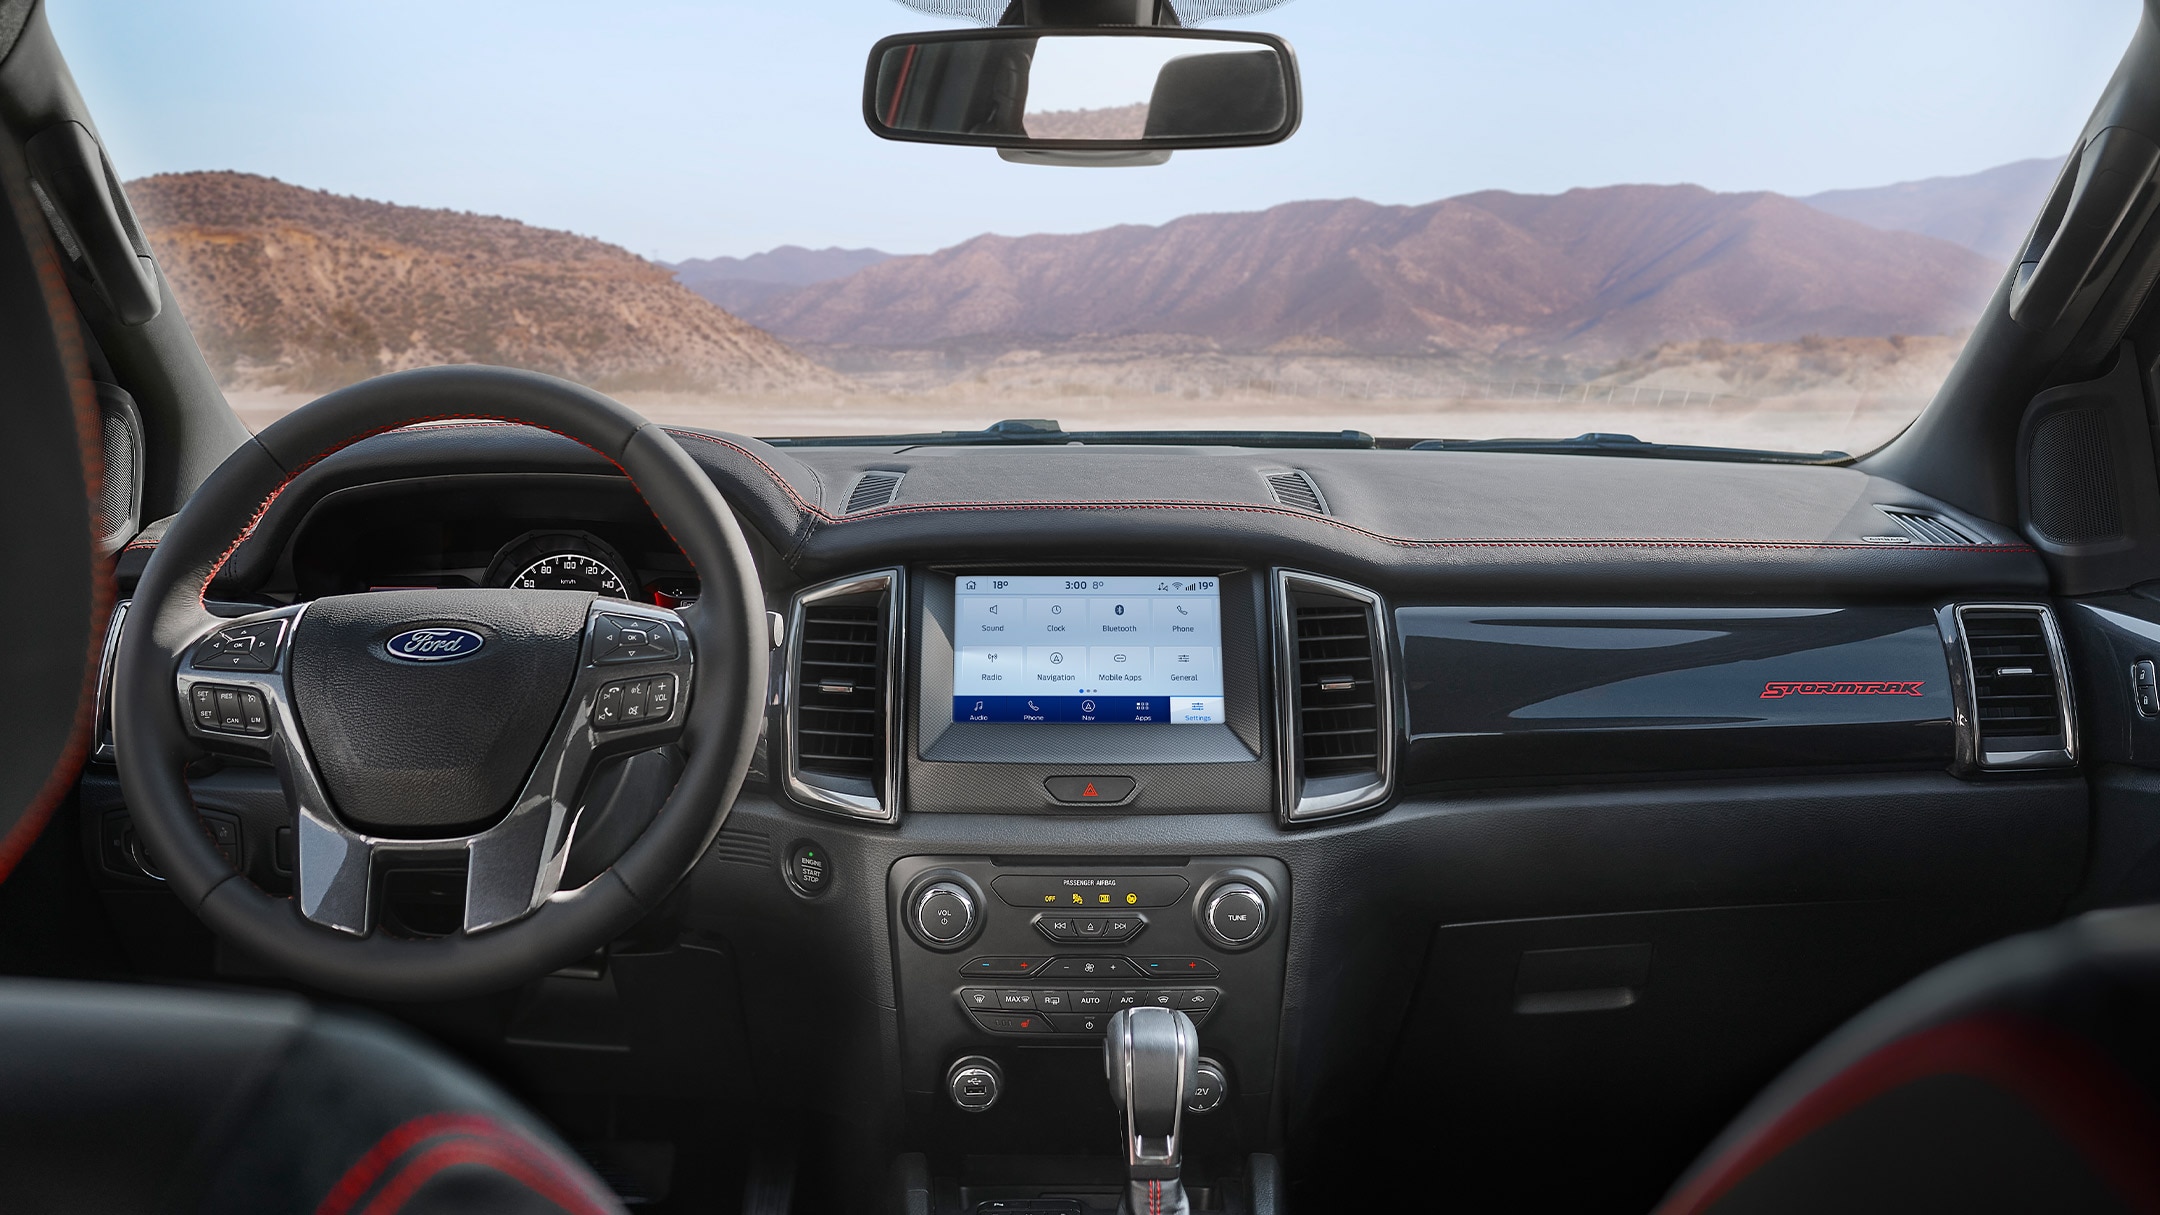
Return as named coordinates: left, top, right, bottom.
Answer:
left=47, top=0, right=2140, bottom=261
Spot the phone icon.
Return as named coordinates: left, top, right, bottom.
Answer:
left=1028, top=700, right=1040, bottom=712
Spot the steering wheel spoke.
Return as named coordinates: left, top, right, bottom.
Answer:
left=272, top=599, right=696, bottom=937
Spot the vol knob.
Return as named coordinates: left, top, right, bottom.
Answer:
left=1202, top=882, right=1267, bottom=949
left=913, top=880, right=977, bottom=947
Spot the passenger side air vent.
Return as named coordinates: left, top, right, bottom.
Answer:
left=1877, top=506, right=1980, bottom=546
left=844, top=470, right=905, bottom=514
left=787, top=570, right=903, bottom=820
left=1274, top=570, right=1393, bottom=822
left=1953, top=604, right=2075, bottom=769
left=1265, top=470, right=1328, bottom=514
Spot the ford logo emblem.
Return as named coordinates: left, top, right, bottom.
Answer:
left=384, top=627, right=486, bottom=663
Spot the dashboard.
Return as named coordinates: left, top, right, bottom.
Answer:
left=90, top=418, right=2115, bottom=1211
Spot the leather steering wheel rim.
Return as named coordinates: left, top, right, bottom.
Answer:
left=112, top=366, right=766, bottom=1002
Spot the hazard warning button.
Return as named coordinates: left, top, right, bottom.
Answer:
left=1043, top=776, right=1137, bottom=806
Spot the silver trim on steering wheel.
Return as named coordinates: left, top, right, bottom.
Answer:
left=175, top=597, right=695, bottom=937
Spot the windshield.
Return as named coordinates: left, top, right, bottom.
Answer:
left=55, top=1, right=2134, bottom=455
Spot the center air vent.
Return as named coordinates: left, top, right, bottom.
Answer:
left=1953, top=604, right=2075, bottom=769
left=845, top=470, right=905, bottom=514
left=787, top=570, right=903, bottom=820
left=1274, top=570, right=1393, bottom=823
left=1266, top=470, right=1328, bottom=514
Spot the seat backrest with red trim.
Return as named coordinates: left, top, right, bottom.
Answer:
left=0, top=53, right=107, bottom=889
left=1659, top=904, right=2160, bottom=1215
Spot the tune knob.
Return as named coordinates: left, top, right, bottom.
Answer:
left=912, top=880, right=978, bottom=947
left=1201, top=882, right=1268, bottom=949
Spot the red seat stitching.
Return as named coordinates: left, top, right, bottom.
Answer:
left=315, top=1112, right=502, bottom=1215
left=1657, top=1014, right=2160, bottom=1214
left=355, top=1138, right=613, bottom=1215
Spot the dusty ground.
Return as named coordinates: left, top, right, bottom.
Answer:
left=226, top=387, right=1926, bottom=456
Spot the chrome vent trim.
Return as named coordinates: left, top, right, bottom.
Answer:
left=784, top=569, right=904, bottom=822
left=1272, top=569, right=1394, bottom=823
left=1265, top=470, right=1328, bottom=514
left=92, top=599, right=130, bottom=762
left=1952, top=603, right=2076, bottom=770
left=1877, top=506, right=1980, bottom=546
left=844, top=470, right=906, bottom=514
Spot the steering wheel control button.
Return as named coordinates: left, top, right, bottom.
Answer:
left=592, top=674, right=676, bottom=731
left=594, top=613, right=680, bottom=665
left=190, top=684, right=272, bottom=736
left=992, top=873, right=1189, bottom=908
left=914, top=881, right=978, bottom=945
left=1203, top=883, right=1268, bottom=948
left=960, top=957, right=1043, bottom=976
left=948, top=1056, right=1004, bottom=1112
left=1133, top=956, right=1220, bottom=979
left=1043, top=775, right=1136, bottom=805
left=1189, top=1059, right=1229, bottom=1113
left=1041, top=955, right=1138, bottom=979
left=191, top=620, right=286, bottom=672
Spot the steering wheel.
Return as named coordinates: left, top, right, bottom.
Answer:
left=112, top=367, right=766, bottom=1001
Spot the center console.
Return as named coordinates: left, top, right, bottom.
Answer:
left=888, top=855, right=1290, bottom=1211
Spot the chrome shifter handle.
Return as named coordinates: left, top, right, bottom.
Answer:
left=1104, top=1005, right=1200, bottom=1172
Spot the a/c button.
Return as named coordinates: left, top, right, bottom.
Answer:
left=1044, top=776, right=1136, bottom=805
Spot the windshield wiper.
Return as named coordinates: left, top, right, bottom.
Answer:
left=1409, top=432, right=1850, bottom=465
left=764, top=418, right=1378, bottom=449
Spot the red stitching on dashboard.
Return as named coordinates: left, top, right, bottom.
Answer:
left=148, top=420, right=2037, bottom=564
left=655, top=428, right=2034, bottom=554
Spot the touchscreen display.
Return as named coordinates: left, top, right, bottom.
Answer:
left=952, top=575, right=1225, bottom=723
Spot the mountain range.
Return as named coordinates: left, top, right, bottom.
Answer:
left=669, top=246, right=894, bottom=314
left=1801, top=157, right=2059, bottom=264
left=738, top=184, right=2002, bottom=359
left=130, top=158, right=2055, bottom=408
left=130, top=172, right=848, bottom=396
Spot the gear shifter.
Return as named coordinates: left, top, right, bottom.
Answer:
left=1104, top=1005, right=1200, bottom=1215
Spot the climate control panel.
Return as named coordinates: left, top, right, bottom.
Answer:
left=889, top=855, right=1288, bottom=1127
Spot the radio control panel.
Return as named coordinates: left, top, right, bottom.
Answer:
left=888, top=855, right=1288, bottom=1120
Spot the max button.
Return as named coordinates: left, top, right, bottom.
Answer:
left=1044, top=776, right=1136, bottom=806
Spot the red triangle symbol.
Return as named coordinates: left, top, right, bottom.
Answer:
left=1083, top=782, right=1099, bottom=798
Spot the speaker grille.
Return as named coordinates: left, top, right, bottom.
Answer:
left=2026, top=407, right=2123, bottom=543
left=92, top=384, right=142, bottom=551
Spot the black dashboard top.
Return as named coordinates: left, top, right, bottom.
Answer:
left=117, top=421, right=2045, bottom=604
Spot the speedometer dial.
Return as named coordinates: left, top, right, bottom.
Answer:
left=486, top=531, right=639, bottom=601
left=511, top=553, right=628, bottom=596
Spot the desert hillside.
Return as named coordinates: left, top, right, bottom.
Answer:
left=1803, top=158, right=2060, bottom=263
left=129, top=171, right=850, bottom=396
left=745, top=185, right=2001, bottom=359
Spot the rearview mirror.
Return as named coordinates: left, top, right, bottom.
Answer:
left=864, top=28, right=1300, bottom=165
